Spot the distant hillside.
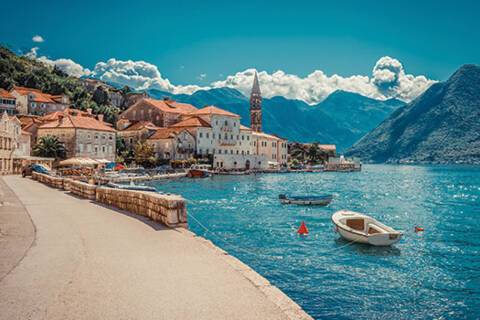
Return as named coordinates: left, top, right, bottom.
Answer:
left=346, top=64, right=480, bottom=164
left=0, top=46, right=121, bottom=122
left=150, top=87, right=403, bottom=151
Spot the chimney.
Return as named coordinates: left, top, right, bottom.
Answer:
left=87, top=108, right=92, bottom=115
left=58, top=114, right=64, bottom=124
left=98, top=114, right=104, bottom=122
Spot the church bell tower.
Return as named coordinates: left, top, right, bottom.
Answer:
left=250, top=71, right=262, bottom=132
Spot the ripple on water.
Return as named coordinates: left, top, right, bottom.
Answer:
left=150, top=165, right=480, bottom=320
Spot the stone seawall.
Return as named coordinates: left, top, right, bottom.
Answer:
left=96, top=187, right=187, bottom=228
left=31, top=172, right=187, bottom=228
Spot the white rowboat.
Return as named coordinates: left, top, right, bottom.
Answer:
left=332, top=210, right=402, bottom=246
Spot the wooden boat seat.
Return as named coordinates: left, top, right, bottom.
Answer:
left=368, top=223, right=386, bottom=234
left=346, top=219, right=364, bottom=231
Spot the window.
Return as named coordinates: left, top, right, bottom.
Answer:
left=247, top=136, right=250, bottom=141
left=218, top=149, right=222, bottom=154
left=241, top=135, right=244, bottom=140
left=230, top=150, right=233, bottom=154
left=236, top=150, right=239, bottom=155
left=95, top=135, right=99, bottom=140
left=102, top=146, right=106, bottom=153
left=230, top=134, right=233, bottom=140
left=206, top=132, right=209, bottom=138
left=224, top=120, right=228, bottom=126
left=224, top=133, right=228, bottom=139
left=109, top=135, right=113, bottom=140
left=199, top=149, right=202, bottom=154
left=233, top=122, right=236, bottom=127
left=199, top=132, right=203, bottom=138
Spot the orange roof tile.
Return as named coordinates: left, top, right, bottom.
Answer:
left=12, top=86, right=68, bottom=104
left=148, top=128, right=179, bottom=140
left=39, top=114, right=116, bottom=132
left=126, top=98, right=198, bottom=115
left=190, top=106, right=239, bottom=118
left=240, top=125, right=252, bottom=131
left=122, top=121, right=158, bottom=132
left=0, top=88, right=15, bottom=99
left=171, top=116, right=211, bottom=128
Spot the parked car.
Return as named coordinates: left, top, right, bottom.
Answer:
left=22, top=164, right=50, bottom=177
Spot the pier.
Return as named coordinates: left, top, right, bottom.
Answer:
left=0, top=176, right=311, bottom=320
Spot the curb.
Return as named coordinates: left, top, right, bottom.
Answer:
left=177, top=228, right=313, bottom=320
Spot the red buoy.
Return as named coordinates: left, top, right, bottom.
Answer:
left=415, top=226, right=424, bottom=232
left=297, top=221, right=309, bottom=235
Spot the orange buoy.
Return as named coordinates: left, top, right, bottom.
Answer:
left=297, top=221, right=309, bottom=235
left=415, top=226, right=424, bottom=232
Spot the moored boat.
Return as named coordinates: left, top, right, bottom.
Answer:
left=279, top=194, right=333, bottom=206
left=187, top=164, right=211, bottom=178
left=331, top=210, right=402, bottom=246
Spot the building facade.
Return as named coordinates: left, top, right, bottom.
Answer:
left=147, top=128, right=196, bottom=160
left=0, top=89, right=17, bottom=115
left=117, top=98, right=197, bottom=129
left=37, top=112, right=116, bottom=161
left=0, top=113, right=21, bottom=174
left=10, top=86, right=70, bottom=115
left=117, top=121, right=158, bottom=149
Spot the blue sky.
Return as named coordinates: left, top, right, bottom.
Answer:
left=1, top=0, right=479, bottom=102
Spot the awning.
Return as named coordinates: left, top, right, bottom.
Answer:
left=58, top=157, right=99, bottom=167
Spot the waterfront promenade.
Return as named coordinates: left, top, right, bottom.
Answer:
left=0, top=176, right=308, bottom=320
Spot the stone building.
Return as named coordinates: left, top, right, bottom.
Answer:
left=116, top=97, right=197, bottom=129
left=0, top=112, right=20, bottom=174
left=0, top=89, right=17, bottom=115
left=252, top=131, right=288, bottom=168
left=147, top=128, right=196, bottom=160
left=37, top=111, right=116, bottom=161
left=10, top=86, right=70, bottom=115
left=117, top=121, right=158, bottom=149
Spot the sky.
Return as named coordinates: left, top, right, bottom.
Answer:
left=1, top=0, right=479, bottom=103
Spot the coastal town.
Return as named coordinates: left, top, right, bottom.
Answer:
left=1, top=69, right=360, bottom=178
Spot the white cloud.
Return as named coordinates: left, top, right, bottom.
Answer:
left=24, top=49, right=435, bottom=103
left=24, top=47, right=91, bottom=78
left=212, top=56, right=436, bottom=104
left=32, top=35, right=44, bottom=43
left=91, top=58, right=206, bottom=94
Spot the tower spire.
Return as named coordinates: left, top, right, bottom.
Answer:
left=250, top=71, right=262, bottom=132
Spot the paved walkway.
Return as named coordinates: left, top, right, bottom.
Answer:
left=0, top=176, right=291, bottom=320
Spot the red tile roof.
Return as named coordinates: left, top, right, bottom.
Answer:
left=128, top=98, right=198, bottom=115
left=170, top=116, right=211, bottom=128
left=148, top=128, right=179, bottom=140
left=11, top=86, right=68, bottom=104
left=122, top=121, right=158, bottom=132
left=0, top=88, right=15, bottom=99
left=240, top=125, right=252, bottom=131
left=39, top=114, right=116, bottom=132
left=190, top=106, right=239, bottom=118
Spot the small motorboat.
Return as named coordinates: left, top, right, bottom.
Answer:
left=331, top=210, right=402, bottom=246
left=106, top=181, right=157, bottom=192
left=278, top=194, right=333, bottom=206
left=187, top=164, right=211, bottom=178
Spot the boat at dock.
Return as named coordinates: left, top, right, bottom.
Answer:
left=331, top=210, right=402, bottom=246
left=278, top=194, right=333, bottom=205
left=187, top=164, right=211, bottom=178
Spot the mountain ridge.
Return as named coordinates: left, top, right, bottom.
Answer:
left=346, top=64, right=480, bottom=164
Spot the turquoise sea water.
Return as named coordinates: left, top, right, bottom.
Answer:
left=150, top=165, right=480, bottom=320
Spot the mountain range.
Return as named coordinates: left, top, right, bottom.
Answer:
left=346, top=64, right=480, bottom=164
left=147, top=87, right=404, bottom=151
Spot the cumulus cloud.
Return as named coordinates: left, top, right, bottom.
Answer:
left=32, top=35, right=44, bottom=43
left=212, top=57, right=436, bottom=104
left=24, top=47, right=91, bottom=78
left=23, top=49, right=435, bottom=103
left=91, top=58, right=206, bottom=94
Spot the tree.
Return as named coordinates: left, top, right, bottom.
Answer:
left=134, top=141, right=155, bottom=168
left=33, top=135, right=67, bottom=159
left=308, top=143, right=320, bottom=163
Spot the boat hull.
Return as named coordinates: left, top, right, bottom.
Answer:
left=332, top=210, right=402, bottom=246
left=187, top=169, right=210, bottom=178
left=280, top=198, right=332, bottom=206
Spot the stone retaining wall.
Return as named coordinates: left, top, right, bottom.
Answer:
left=31, top=172, right=187, bottom=228
left=96, top=187, right=187, bottom=228
left=32, top=171, right=64, bottom=189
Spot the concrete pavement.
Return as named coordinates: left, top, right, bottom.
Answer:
left=0, top=176, right=296, bottom=320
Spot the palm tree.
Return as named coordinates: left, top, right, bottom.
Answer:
left=308, top=143, right=320, bottom=163
left=33, top=135, right=67, bottom=159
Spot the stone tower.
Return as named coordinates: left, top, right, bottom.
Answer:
left=250, top=71, right=262, bottom=132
